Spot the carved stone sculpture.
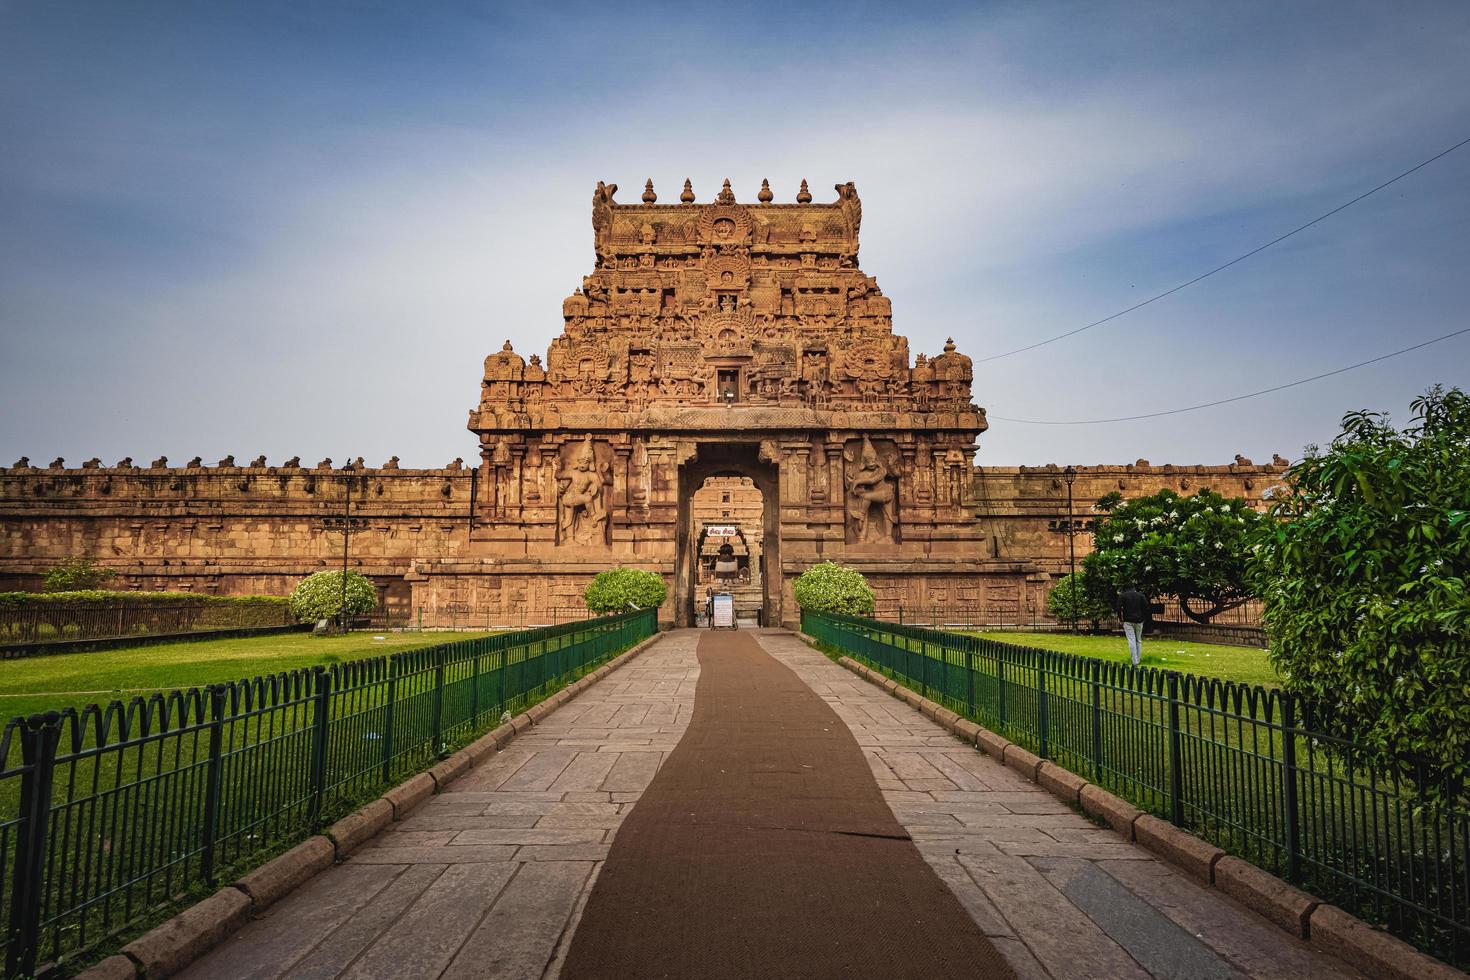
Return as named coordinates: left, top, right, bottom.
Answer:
left=557, top=436, right=609, bottom=546
left=846, top=436, right=898, bottom=543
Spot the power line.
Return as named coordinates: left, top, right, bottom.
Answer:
left=977, top=134, right=1470, bottom=364
left=989, top=325, right=1470, bottom=425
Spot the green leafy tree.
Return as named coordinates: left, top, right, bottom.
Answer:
left=584, top=568, right=667, bottom=613
left=792, top=561, right=875, bottom=616
left=43, top=557, right=114, bottom=592
left=1250, top=386, right=1470, bottom=799
left=1046, top=571, right=1113, bottom=630
left=1084, top=487, right=1264, bottom=622
left=289, top=570, right=378, bottom=623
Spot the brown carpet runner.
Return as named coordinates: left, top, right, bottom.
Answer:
left=559, top=630, right=1016, bottom=980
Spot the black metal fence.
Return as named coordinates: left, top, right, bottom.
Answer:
left=0, top=600, right=296, bottom=651
left=0, top=608, right=657, bottom=977
left=802, top=610, right=1469, bottom=969
left=870, top=603, right=1052, bottom=631
left=370, top=606, right=596, bottom=631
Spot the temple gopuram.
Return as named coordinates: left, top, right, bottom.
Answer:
left=466, top=177, right=988, bottom=626
left=0, top=179, right=1288, bottom=627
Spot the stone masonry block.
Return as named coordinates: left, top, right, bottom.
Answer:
left=976, top=729, right=1010, bottom=761
left=464, top=730, right=500, bottom=765
left=429, top=751, right=473, bottom=790
left=1078, top=783, right=1143, bottom=839
left=121, top=886, right=251, bottom=978
left=526, top=701, right=555, bottom=723
left=1213, top=856, right=1318, bottom=938
left=384, top=773, right=436, bottom=820
left=1309, top=904, right=1465, bottom=980
left=1133, top=815, right=1224, bottom=884
left=933, top=708, right=961, bottom=731
left=918, top=697, right=942, bottom=720
left=1002, top=743, right=1043, bottom=780
left=326, top=799, right=393, bottom=858
left=510, top=712, right=534, bottom=734
left=73, top=955, right=136, bottom=980
left=234, top=836, right=334, bottom=910
left=489, top=722, right=517, bottom=748
left=1035, top=762, right=1087, bottom=805
left=953, top=719, right=982, bottom=744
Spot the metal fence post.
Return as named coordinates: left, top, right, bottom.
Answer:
left=308, top=667, right=332, bottom=827
left=1167, top=672, right=1184, bottom=826
left=6, top=711, right=62, bottom=979
left=470, top=649, right=481, bottom=728
left=964, top=649, right=975, bottom=719
left=1036, top=653, right=1049, bottom=760
left=381, top=656, right=397, bottom=783
left=998, top=648, right=1007, bottom=727
left=1091, top=659, right=1103, bottom=782
left=939, top=639, right=948, bottom=706
left=1281, top=694, right=1302, bottom=884
left=431, top=648, right=446, bottom=756
left=200, top=686, right=227, bottom=883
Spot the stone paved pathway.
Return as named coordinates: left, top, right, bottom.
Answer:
left=181, top=630, right=1362, bottom=979
left=754, top=631, right=1362, bottom=980
left=180, top=631, right=700, bottom=980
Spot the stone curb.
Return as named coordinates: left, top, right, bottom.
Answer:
left=1036, top=761, right=1086, bottom=805
left=74, top=954, right=137, bottom=979
left=818, top=644, right=1469, bottom=980
left=325, top=798, right=393, bottom=859
left=233, top=836, right=336, bottom=910
left=1214, top=855, right=1317, bottom=938
left=1133, top=814, right=1224, bottom=885
left=84, top=631, right=664, bottom=979
left=118, top=887, right=251, bottom=979
left=1078, top=783, right=1142, bottom=840
left=1308, top=903, right=1467, bottom=980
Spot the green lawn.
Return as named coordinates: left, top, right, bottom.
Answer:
left=972, top=630, right=1282, bottom=688
left=0, top=630, right=493, bottom=720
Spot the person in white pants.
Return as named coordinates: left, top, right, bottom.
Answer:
left=1117, top=585, right=1149, bottom=668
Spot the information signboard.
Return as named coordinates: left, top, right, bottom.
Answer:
left=711, top=593, right=735, bottom=629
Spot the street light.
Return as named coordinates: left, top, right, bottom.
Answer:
left=321, top=467, right=368, bottom=633
left=1063, top=465, right=1077, bottom=634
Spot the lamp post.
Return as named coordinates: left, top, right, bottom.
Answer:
left=321, top=468, right=367, bottom=633
left=1063, top=465, right=1077, bottom=634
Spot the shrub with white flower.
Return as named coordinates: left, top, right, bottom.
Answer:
left=290, top=570, right=378, bottom=623
left=793, top=561, right=875, bottom=616
left=1084, top=487, right=1264, bottom=623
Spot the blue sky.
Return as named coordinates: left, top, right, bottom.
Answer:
left=2, top=1, right=1467, bottom=467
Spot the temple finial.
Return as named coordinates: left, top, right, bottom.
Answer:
left=796, top=178, right=812, bottom=204
left=680, top=178, right=695, bottom=204
left=642, top=178, right=656, bottom=204
left=757, top=178, right=773, bottom=203
left=717, top=178, right=735, bottom=204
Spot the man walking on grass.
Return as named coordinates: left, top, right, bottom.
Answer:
left=1118, top=584, right=1148, bottom=667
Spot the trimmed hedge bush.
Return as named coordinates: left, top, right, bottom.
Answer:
left=289, top=571, right=378, bottom=623
left=584, top=568, right=667, bottom=614
left=793, top=561, right=875, bottom=616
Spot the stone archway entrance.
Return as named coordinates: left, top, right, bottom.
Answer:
left=675, top=444, right=779, bottom=627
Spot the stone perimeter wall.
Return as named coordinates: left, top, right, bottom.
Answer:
left=0, top=459, right=1285, bottom=626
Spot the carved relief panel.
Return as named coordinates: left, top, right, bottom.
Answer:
left=844, top=435, right=901, bottom=544
left=556, top=436, right=613, bottom=546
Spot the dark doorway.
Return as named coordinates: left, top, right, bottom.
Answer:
left=675, top=443, right=779, bottom=627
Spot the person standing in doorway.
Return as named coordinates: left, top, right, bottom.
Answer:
left=1118, top=584, right=1148, bottom=667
